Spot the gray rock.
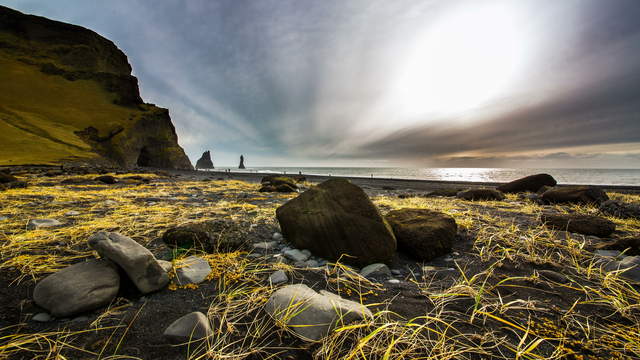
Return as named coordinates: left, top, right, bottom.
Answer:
left=387, top=279, right=400, bottom=284
left=174, top=256, right=211, bottom=285
left=272, top=232, right=284, bottom=241
left=595, top=250, right=622, bottom=258
left=0, top=216, right=7, bottom=221
left=265, top=284, right=373, bottom=341
left=88, top=232, right=168, bottom=294
left=32, top=313, right=52, bottom=322
left=253, top=241, right=279, bottom=251
left=269, top=270, right=288, bottom=285
left=103, top=200, right=118, bottom=206
left=304, top=259, right=320, bottom=268
left=164, top=312, right=213, bottom=344
left=360, top=263, right=391, bottom=278
left=606, top=256, right=640, bottom=282
left=64, top=211, right=80, bottom=216
left=26, top=219, right=62, bottom=230
left=72, top=316, right=89, bottom=323
left=390, top=269, right=402, bottom=276
left=301, top=249, right=312, bottom=257
left=157, top=260, right=173, bottom=273
left=33, top=259, right=120, bottom=317
left=284, top=249, right=310, bottom=262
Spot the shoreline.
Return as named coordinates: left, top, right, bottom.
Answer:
left=190, top=169, right=640, bottom=193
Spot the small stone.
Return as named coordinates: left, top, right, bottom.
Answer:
left=26, top=219, right=62, bottom=230
left=174, top=256, right=211, bottom=285
left=452, top=251, right=460, bottom=256
left=269, top=270, right=288, bottom=285
left=32, top=312, right=52, bottom=322
left=64, top=211, right=80, bottom=216
left=273, top=232, right=284, bottom=241
left=104, top=200, right=118, bottom=206
left=164, top=312, right=213, bottom=344
left=304, top=259, right=320, bottom=268
left=253, top=241, right=279, bottom=251
left=422, top=266, right=438, bottom=272
left=595, top=250, right=622, bottom=258
left=301, top=249, right=312, bottom=257
left=246, top=253, right=262, bottom=259
left=0, top=216, right=8, bottom=221
left=284, top=249, right=310, bottom=262
left=360, top=263, right=391, bottom=278
left=94, top=175, right=118, bottom=184
left=387, top=279, right=400, bottom=284
left=391, top=269, right=402, bottom=276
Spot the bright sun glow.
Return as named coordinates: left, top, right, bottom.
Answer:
left=390, top=2, right=528, bottom=120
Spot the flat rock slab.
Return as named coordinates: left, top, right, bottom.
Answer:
left=164, top=311, right=213, bottom=345
left=33, top=259, right=120, bottom=317
left=541, top=213, right=615, bottom=237
left=284, top=249, right=310, bottom=262
left=174, top=256, right=211, bottom=285
left=27, top=219, right=62, bottom=230
left=265, top=284, right=372, bottom=341
left=88, top=231, right=168, bottom=294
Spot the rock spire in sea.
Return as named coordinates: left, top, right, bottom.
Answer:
left=239, top=155, right=246, bottom=169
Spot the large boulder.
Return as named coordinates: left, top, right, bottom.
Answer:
left=386, top=209, right=457, bottom=261
left=457, top=188, right=505, bottom=201
left=265, top=284, right=373, bottom=341
left=33, top=259, right=120, bottom=317
left=275, top=178, right=396, bottom=266
left=497, top=174, right=557, bottom=193
left=88, top=232, right=168, bottom=294
left=600, top=200, right=640, bottom=220
left=163, top=312, right=212, bottom=344
left=541, top=213, right=615, bottom=237
left=195, top=150, right=214, bottom=170
left=541, top=186, right=609, bottom=205
left=162, top=219, right=249, bottom=252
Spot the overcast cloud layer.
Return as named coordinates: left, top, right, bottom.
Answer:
left=3, top=0, right=640, bottom=168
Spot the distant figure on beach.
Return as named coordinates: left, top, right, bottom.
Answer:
left=239, top=155, right=246, bottom=169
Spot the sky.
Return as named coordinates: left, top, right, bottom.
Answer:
left=3, top=0, right=640, bottom=168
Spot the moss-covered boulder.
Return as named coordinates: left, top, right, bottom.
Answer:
left=276, top=178, right=396, bottom=266
left=386, top=209, right=457, bottom=261
left=259, top=176, right=298, bottom=193
left=162, top=219, right=249, bottom=252
left=541, top=186, right=609, bottom=205
left=497, top=174, right=557, bottom=193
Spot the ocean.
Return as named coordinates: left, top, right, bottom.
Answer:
left=214, top=167, right=640, bottom=186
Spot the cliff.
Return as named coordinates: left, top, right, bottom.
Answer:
left=0, top=6, right=193, bottom=169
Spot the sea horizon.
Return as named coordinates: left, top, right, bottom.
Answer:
left=202, top=167, right=640, bottom=186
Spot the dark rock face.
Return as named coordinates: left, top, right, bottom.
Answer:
left=163, top=220, right=249, bottom=252
left=259, top=176, right=298, bottom=193
left=541, top=186, right=609, bottom=205
left=457, top=188, right=505, bottom=201
left=0, top=6, right=193, bottom=170
left=386, top=209, right=457, bottom=261
left=276, top=178, right=397, bottom=266
left=195, top=151, right=214, bottom=170
left=600, top=200, right=640, bottom=220
left=239, top=155, right=246, bottom=169
left=497, top=174, right=557, bottom=193
left=541, top=213, right=616, bottom=237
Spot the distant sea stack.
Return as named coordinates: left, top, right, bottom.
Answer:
left=195, top=151, right=214, bottom=170
left=0, top=6, right=192, bottom=169
left=239, top=155, right=246, bottom=169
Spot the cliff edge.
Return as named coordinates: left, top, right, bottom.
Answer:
left=0, top=6, right=193, bottom=169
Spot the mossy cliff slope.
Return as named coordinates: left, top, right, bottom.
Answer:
left=0, top=6, right=193, bottom=169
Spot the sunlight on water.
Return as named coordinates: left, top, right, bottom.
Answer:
left=217, top=167, right=640, bottom=186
